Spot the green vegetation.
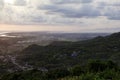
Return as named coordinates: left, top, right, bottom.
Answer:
left=16, top=32, right=120, bottom=69
left=1, top=60, right=120, bottom=80
left=59, top=60, right=120, bottom=80
left=1, top=32, right=120, bottom=80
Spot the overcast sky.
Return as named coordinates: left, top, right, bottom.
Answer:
left=0, top=0, right=120, bottom=32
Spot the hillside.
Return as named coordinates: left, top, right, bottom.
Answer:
left=1, top=32, right=120, bottom=80
left=16, top=32, right=120, bottom=70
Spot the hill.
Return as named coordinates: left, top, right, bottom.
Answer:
left=1, top=32, right=120, bottom=80
left=16, top=32, right=120, bottom=70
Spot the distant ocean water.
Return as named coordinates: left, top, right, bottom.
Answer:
left=0, top=32, right=16, bottom=38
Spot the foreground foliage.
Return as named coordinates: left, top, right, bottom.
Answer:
left=1, top=60, right=120, bottom=80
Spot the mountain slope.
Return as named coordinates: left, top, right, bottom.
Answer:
left=16, top=32, right=120, bottom=70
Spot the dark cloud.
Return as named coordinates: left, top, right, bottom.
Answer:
left=97, top=2, right=107, bottom=9
left=112, top=3, right=120, bottom=6
left=98, top=2, right=120, bottom=9
left=52, top=0, right=93, bottom=4
left=63, top=5, right=101, bottom=18
left=14, top=0, right=26, bottom=6
left=97, top=2, right=120, bottom=20
left=40, top=5, right=101, bottom=18
left=105, top=9, right=120, bottom=20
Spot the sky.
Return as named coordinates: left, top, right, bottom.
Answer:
left=0, top=0, right=120, bottom=33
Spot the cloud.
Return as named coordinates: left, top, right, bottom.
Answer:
left=51, top=0, right=93, bottom=4
left=40, top=4, right=101, bottom=18
left=30, top=15, right=47, bottom=24
left=98, top=1, right=120, bottom=9
left=62, top=5, right=101, bottom=18
left=0, top=0, right=120, bottom=33
left=105, top=8, right=120, bottom=20
left=112, top=3, right=120, bottom=6
left=0, top=0, right=4, bottom=9
left=14, top=0, right=26, bottom=6
left=96, top=1, right=120, bottom=20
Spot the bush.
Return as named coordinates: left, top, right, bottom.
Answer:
left=46, top=68, right=70, bottom=79
left=87, top=60, right=107, bottom=72
left=70, top=65, right=84, bottom=76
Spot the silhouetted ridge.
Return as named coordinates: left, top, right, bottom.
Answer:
left=108, top=32, right=120, bottom=39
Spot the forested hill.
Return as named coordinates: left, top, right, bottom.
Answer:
left=1, top=32, right=120, bottom=80
left=16, top=32, right=120, bottom=70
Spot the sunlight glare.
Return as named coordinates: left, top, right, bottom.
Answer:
left=4, top=0, right=14, bottom=4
